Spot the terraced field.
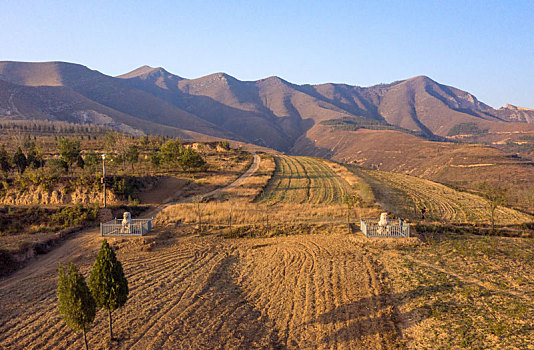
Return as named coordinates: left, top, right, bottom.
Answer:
left=349, top=166, right=532, bottom=225
left=257, top=156, right=354, bottom=204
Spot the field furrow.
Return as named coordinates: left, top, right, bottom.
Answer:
left=349, top=166, right=532, bottom=225
left=258, top=156, right=354, bottom=205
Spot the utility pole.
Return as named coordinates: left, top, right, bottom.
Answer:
left=101, top=153, right=106, bottom=208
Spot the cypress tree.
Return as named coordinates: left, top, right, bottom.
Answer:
left=88, top=240, right=129, bottom=340
left=57, top=263, right=96, bottom=350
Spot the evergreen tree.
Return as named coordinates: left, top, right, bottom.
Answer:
left=88, top=240, right=129, bottom=340
left=12, top=147, right=27, bottom=174
left=57, top=263, right=96, bottom=350
left=58, top=137, right=82, bottom=173
left=150, top=152, right=161, bottom=169
left=26, top=142, right=44, bottom=169
left=76, top=154, right=85, bottom=169
left=159, top=139, right=182, bottom=166
left=125, top=144, right=139, bottom=170
left=0, top=145, right=11, bottom=173
left=83, top=152, right=100, bottom=171
left=179, top=147, right=206, bottom=171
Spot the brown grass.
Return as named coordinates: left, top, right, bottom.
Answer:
left=354, top=233, right=534, bottom=349
left=157, top=202, right=380, bottom=229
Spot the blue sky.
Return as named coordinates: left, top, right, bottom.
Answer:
left=1, top=0, right=533, bottom=108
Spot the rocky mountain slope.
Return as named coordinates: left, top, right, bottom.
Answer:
left=1, top=60, right=534, bottom=153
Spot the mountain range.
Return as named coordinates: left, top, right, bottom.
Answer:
left=1, top=60, right=533, bottom=154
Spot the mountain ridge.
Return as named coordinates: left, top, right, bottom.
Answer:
left=1, top=60, right=534, bottom=153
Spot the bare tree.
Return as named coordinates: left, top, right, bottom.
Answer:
left=477, top=182, right=508, bottom=232
left=343, top=193, right=361, bottom=234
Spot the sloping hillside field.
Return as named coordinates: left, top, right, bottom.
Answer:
left=348, top=165, right=532, bottom=225
left=0, top=232, right=401, bottom=349
left=2, top=230, right=533, bottom=349
left=256, top=156, right=354, bottom=204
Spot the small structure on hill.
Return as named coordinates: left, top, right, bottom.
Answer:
left=101, top=212, right=153, bottom=237
left=360, top=212, right=410, bottom=237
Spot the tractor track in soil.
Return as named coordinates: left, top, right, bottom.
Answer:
left=0, top=233, right=403, bottom=349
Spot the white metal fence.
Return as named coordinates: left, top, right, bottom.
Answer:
left=360, top=218, right=410, bottom=238
left=100, top=218, right=153, bottom=236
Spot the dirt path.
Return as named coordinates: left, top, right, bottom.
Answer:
left=0, top=233, right=401, bottom=349
left=192, top=152, right=261, bottom=202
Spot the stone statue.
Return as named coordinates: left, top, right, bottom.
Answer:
left=378, top=212, right=389, bottom=234
left=121, top=212, right=132, bottom=233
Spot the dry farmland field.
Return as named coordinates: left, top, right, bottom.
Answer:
left=1, top=154, right=534, bottom=349
left=256, top=155, right=354, bottom=205
left=348, top=165, right=533, bottom=225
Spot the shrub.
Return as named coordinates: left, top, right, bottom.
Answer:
left=108, top=176, right=141, bottom=200
left=48, top=158, right=69, bottom=174
left=219, top=140, right=230, bottom=150
left=179, top=148, right=206, bottom=171
left=12, top=147, right=27, bottom=174
left=51, top=204, right=99, bottom=228
left=447, top=122, right=488, bottom=136
left=57, top=137, right=82, bottom=173
left=160, top=139, right=183, bottom=166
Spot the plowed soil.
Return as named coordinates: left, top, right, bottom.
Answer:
left=0, top=232, right=401, bottom=349
left=349, top=166, right=533, bottom=225
left=257, top=156, right=354, bottom=205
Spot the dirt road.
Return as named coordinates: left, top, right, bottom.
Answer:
left=194, top=152, right=261, bottom=201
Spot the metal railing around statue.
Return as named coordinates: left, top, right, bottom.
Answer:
left=100, top=218, right=153, bottom=236
left=360, top=218, right=410, bottom=238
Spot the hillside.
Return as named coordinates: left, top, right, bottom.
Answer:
left=3, top=61, right=534, bottom=197
left=292, top=126, right=534, bottom=209
left=0, top=61, right=231, bottom=139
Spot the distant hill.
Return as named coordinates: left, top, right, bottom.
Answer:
left=0, top=61, right=231, bottom=140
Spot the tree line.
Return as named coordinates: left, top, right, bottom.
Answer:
left=0, top=134, right=207, bottom=177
